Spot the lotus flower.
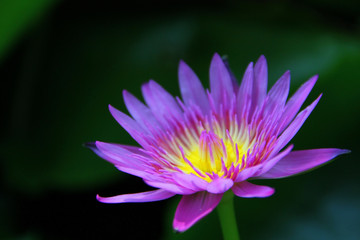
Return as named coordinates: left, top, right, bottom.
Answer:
left=88, top=53, right=348, bottom=232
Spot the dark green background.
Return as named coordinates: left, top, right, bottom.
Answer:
left=1, top=0, right=359, bottom=239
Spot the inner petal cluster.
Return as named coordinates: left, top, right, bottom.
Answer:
left=181, top=130, right=248, bottom=181
left=151, top=110, right=261, bottom=182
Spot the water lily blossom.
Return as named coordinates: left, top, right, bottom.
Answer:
left=88, top=53, right=349, bottom=232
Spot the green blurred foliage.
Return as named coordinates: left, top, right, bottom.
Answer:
left=1, top=0, right=359, bottom=239
left=0, top=0, right=58, bottom=61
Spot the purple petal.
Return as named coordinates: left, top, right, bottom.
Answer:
left=115, top=144, right=147, bottom=155
left=173, top=191, right=223, bottom=232
left=141, top=80, right=183, bottom=127
left=234, top=164, right=262, bottom=182
left=123, top=90, right=162, bottom=134
left=264, top=70, right=290, bottom=114
left=259, top=148, right=350, bottom=179
left=90, top=141, right=156, bottom=180
left=172, top=172, right=209, bottom=191
left=85, top=142, right=113, bottom=163
left=252, top=55, right=268, bottom=112
left=108, top=105, right=149, bottom=147
left=144, top=180, right=196, bottom=195
left=222, top=56, right=239, bottom=91
left=209, top=53, right=234, bottom=110
left=95, top=141, right=146, bottom=168
left=96, top=189, right=175, bottom=203
left=279, top=75, right=318, bottom=132
left=237, top=62, right=253, bottom=118
left=206, top=178, right=234, bottom=194
left=115, top=165, right=154, bottom=180
left=178, top=60, right=210, bottom=113
left=232, top=181, right=274, bottom=198
left=234, top=145, right=293, bottom=181
left=271, top=94, right=322, bottom=155
left=255, top=144, right=294, bottom=176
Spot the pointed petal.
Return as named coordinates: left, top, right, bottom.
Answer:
left=232, top=181, right=274, bottom=198
left=207, top=178, right=234, bottom=194
left=123, top=90, right=162, bottom=133
left=173, top=191, right=223, bottom=232
left=222, top=56, right=239, bottom=91
left=141, top=80, right=182, bottom=126
left=88, top=141, right=156, bottom=179
left=271, top=94, right=322, bottom=155
left=144, top=180, right=196, bottom=195
left=234, top=164, right=262, bottom=182
left=178, top=60, right=209, bottom=113
left=85, top=142, right=113, bottom=162
left=115, top=165, right=154, bottom=179
left=115, top=144, right=146, bottom=155
left=252, top=55, right=268, bottom=110
left=108, top=105, right=149, bottom=147
left=209, top=53, right=234, bottom=110
left=259, top=148, right=350, bottom=179
left=279, top=75, right=318, bottom=132
left=234, top=145, right=293, bottom=181
left=237, top=62, right=253, bottom=117
left=172, top=172, right=209, bottom=191
left=256, top=144, right=294, bottom=176
left=95, top=141, right=146, bottom=168
left=264, top=70, right=290, bottom=114
left=96, top=189, right=175, bottom=203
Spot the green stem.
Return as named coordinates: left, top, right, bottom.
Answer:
left=217, top=191, right=240, bottom=240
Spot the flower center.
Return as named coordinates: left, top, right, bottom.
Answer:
left=178, top=130, right=250, bottom=181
